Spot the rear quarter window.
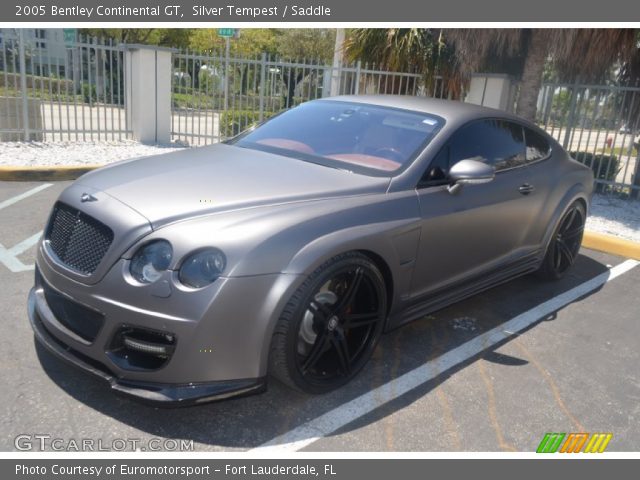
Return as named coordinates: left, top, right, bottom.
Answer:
left=524, top=128, right=551, bottom=162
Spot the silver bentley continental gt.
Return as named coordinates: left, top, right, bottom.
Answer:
left=28, top=96, right=594, bottom=405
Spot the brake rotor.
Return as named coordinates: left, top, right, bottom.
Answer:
left=297, top=290, right=338, bottom=355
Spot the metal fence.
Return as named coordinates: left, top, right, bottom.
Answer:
left=170, top=50, right=440, bottom=146
left=0, top=30, right=131, bottom=142
left=2, top=30, right=640, bottom=196
left=537, top=81, right=640, bottom=195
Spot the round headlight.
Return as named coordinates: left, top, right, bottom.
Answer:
left=179, top=249, right=226, bottom=288
left=129, top=240, right=173, bottom=284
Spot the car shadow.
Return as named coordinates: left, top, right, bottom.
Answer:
left=34, top=251, right=612, bottom=450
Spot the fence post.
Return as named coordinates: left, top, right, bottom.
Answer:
left=123, top=44, right=175, bottom=144
left=224, top=37, right=230, bottom=113
left=562, top=82, right=579, bottom=150
left=631, top=150, right=640, bottom=200
left=259, top=53, right=266, bottom=122
left=329, top=29, right=345, bottom=97
left=354, top=61, right=362, bottom=95
left=18, top=29, right=30, bottom=141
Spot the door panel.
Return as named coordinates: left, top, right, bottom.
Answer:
left=409, top=119, right=550, bottom=299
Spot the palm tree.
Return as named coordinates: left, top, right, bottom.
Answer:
left=345, top=29, right=638, bottom=121
left=446, top=29, right=638, bottom=120
left=343, top=29, right=464, bottom=99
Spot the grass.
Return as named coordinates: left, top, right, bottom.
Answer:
left=0, top=86, right=84, bottom=103
left=602, top=146, right=638, bottom=157
left=172, top=91, right=223, bottom=109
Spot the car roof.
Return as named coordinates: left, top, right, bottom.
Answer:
left=320, top=95, right=525, bottom=125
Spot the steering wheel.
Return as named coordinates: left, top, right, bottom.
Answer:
left=372, top=147, right=404, bottom=162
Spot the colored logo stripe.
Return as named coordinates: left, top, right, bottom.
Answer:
left=537, top=433, right=613, bottom=453
left=537, top=433, right=566, bottom=453
left=560, top=433, right=589, bottom=453
left=584, top=433, right=613, bottom=453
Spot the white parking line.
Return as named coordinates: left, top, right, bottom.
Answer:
left=250, top=259, right=640, bottom=453
left=0, top=183, right=52, bottom=212
left=0, top=231, right=42, bottom=272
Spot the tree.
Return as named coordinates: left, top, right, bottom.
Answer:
left=344, top=28, right=463, bottom=98
left=188, top=30, right=280, bottom=94
left=273, top=30, right=335, bottom=107
left=188, top=29, right=278, bottom=57
left=276, top=29, right=335, bottom=62
left=344, top=28, right=638, bottom=121
left=446, top=29, right=638, bottom=121
left=79, top=29, right=192, bottom=49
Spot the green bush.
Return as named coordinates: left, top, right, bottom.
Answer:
left=198, top=70, right=221, bottom=93
left=0, top=71, right=73, bottom=94
left=570, top=151, right=620, bottom=192
left=220, top=110, right=276, bottom=137
left=82, top=82, right=97, bottom=104
left=172, top=91, right=218, bottom=109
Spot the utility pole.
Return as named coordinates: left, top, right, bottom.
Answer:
left=224, top=36, right=230, bottom=113
left=18, top=29, right=30, bottom=140
left=329, top=29, right=345, bottom=97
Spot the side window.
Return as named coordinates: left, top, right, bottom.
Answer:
left=450, top=119, right=526, bottom=171
left=524, top=127, right=551, bottom=162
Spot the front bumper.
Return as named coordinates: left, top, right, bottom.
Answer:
left=28, top=243, right=303, bottom=406
left=28, top=287, right=266, bottom=406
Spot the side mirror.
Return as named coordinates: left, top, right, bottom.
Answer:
left=447, top=158, right=495, bottom=194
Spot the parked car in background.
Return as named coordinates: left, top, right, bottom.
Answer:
left=28, top=96, right=593, bottom=405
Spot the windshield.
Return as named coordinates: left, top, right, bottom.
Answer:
left=228, top=100, right=444, bottom=176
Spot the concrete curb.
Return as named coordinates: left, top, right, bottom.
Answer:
left=0, top=165, right=103, bottom=181
left=582, top=231, right=640, bottom=261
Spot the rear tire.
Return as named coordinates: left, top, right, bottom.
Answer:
left=537, top=201, right=586, bottom=281
left=269, top=252, right=387, bottom=394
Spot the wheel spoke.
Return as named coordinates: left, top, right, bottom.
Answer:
left=335, top=267, right=364, bottom=313
left=556, top=238, right=575, bottom=267
left=330, top=329, right=352, bottom=376
left=344, top=311, right=380, bottom=329
left=553, top=240, right=563, bottom=270
left=301, top=330, right=329, bottom=373
left=563, top=225, right=584, bottom=240
left=562, top=207, right=577, bottom=232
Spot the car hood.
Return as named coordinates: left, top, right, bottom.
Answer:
left=76, top=143, right=390, bottom=227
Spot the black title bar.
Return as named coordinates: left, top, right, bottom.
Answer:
left=4, top=459, right=640, bottom=480
left=4, top=0, right=640, bottom=22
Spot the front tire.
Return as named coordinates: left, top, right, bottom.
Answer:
left=537, top=201, right=586, bottom=280
left=269, top=252, right=387, bottom=394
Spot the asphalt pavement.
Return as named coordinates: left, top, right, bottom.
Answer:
left=1, top=180, right=639, bottom=452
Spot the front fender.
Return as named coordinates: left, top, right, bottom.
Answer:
left=223, top=191, right=422, bottom=279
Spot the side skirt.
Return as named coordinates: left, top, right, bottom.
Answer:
left=387, top=251, right=542, bottom=331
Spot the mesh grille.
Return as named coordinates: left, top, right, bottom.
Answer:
left=41, top=276, right=105, bottom=342
left=45, top=202, right=113, bottom=275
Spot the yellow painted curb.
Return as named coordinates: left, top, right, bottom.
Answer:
left=583, top=231, right=640, bottom=260
left=0, top=165, right=104, bottom=181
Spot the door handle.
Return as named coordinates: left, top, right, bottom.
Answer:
left=519, top=183, right=535, bottom=195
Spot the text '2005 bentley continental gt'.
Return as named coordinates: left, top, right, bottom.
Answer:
left=28, top=96, right=593, bottom=405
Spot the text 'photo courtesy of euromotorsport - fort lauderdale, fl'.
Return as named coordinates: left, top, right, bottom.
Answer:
left=31, top=4, right=333, bottom=19
left=15, top=463, right=328, bottom=476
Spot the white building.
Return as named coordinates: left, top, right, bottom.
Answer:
left=0, top=28, right=70, bottom=76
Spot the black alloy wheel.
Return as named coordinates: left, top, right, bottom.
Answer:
left=269, top=252, right=387, bottom=394
left=538, top=201, right=586, bottom=280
